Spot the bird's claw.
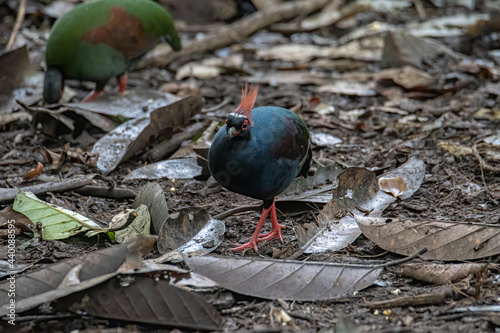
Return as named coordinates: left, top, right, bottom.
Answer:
left=257, top=223, right=285, bottom=242
left=230, top=241, right=259, bottom=253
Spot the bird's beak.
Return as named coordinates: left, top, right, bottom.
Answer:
left=227, top=127, right=238, bottom=139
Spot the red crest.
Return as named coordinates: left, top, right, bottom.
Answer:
left=235, top=84, right=258, bottom=125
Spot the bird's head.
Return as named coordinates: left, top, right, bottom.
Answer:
left=43, top=67, right=64, bottom=104
left=226, top=84, right=258, bottom=140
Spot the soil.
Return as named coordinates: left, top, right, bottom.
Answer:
left=1, top=1, right=500, bottom=332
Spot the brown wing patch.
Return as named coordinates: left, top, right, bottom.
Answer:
left=83, top=6, right=154, bottom=59
left=272, top=117, right=309, bottom=160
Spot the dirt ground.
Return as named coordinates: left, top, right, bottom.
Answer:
left=1, top=0, right=500, bottom=332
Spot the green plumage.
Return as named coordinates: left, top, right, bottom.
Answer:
left=44, top=0, right=181, bottom=103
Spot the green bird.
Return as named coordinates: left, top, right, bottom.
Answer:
left=44, top=0, right=181, bottom=103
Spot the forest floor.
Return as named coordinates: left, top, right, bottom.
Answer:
left=1, top=0, right=500, bottom=332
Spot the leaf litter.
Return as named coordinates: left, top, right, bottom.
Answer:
left=1, top=0, right=500, bottom=331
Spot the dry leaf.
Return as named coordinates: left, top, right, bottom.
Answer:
left=379, top=177, right=407, bottom=197
left=394, top=263, right=491, bottom=284
left=59, top=275, right=222, bottom=330
left=186, top=256, right=382, bottom=301
left=23, top=161, right=43, bottom=180
left=356, top=216, right=500, bottom=260
left=0, top=236, right=157, bottom=316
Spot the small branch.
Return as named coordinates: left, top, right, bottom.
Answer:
left=74, top=185, right=136, bottom=200
left=0, top=176, right=96, bottom=203
left=364, top=288, right=453, bottom=309
left=6, top=0, right=26, bottom=50
left=377, top=248, right=428, bottom=268
left=139, top=0, right=329, bottom=69
left=287, top=225, right=327, bottom=260
left=212, top=204, right=262, bottom=220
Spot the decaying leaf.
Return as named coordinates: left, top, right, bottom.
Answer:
left=12, top=192, right=102, bottom=240
left=92, top=95, right=203, bottom=175
left=356, top=216, right=500, bottom=260
left=0, top=236, right=157, bottom=316
left=158, top=207, right=225, bottom=258
left=473, top=108, right=500, bottom=121
left=176, top=54, right=249, bottom=80
left=0, top=260, right=32, bottom=279
left=394, top=262, right=491, bottom=284
left=0, top=206, right=34, bottom=233
left=124, top=156, right=202, bottom=181
left=318, top=81, right=377, bottom=96
left=304, top=157, right=425, bottom=253
left=438, top=142, right=473, bottom=156
left=133, top=183, right=169, bottom=234
left=22, top=161, right=44, bottom=180
left=112, top=205, right=151, bottom=243
left=186, top=256, right=383, bottom=301
left=59, top=275, right=222, bottom=330
left=379, top=177, right=407, bottom=197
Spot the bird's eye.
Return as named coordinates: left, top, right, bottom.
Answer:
left=242, top=119, right=249, bottom=130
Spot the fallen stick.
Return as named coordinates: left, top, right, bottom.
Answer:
left=364, top=288, right=453, bottom=309
left=74, top=185, right=136, bottom=200
left=139, top=0, right=330, bottom=69
left=0, top=176, right=96, bottom=203
left=6, top=0, right=26, bottom=50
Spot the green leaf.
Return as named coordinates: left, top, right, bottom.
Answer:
left=12, top=192, right=102, bottom=240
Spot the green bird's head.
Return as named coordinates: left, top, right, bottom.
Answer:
left=43, top=67, right=64, bottom=104
left=163, top=31, right=181, bottom=51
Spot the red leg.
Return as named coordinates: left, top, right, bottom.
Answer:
left=118, top=73, right=128, bottom=93
left=81, top=90, right=102, bottom=102
left=257, top=200, right=285, bottom=242
left=230, top=205, right=271, bottom=252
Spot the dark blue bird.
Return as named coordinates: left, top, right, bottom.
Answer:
left=208, top=85, right=311, bottom=252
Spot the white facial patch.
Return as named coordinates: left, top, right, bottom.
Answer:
left=229, top=112, right=247, bottom=119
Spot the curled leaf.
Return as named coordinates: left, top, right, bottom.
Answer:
left=379, top=177, right=407, bottom=197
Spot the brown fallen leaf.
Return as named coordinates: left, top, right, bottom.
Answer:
left=379, top=177, right=407, bottom=197
left=186, top=255, right=383, bottom=301
left=394, top=262, right=491, bottom=284
left=356, top=216, right=500, bottom=260
left=0, top=235, right=157, bottom=316
left=317, top=167, right=379, bottom=226
left=58, top=274, right=222, bottom=330
left=23, top=161, right=43, bottom=180
left=0, top=206, right=34, bottom=233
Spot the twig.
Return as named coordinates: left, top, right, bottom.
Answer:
left=202, top=96, right=232, bottom=113
left=287, top=225, right=327, bottom=260
left=139, top=0, right=330, bottom=69
left=6, top=0, right=26, bottom=50
left=472, top=144, right=500, bottom=173
left=364, top=287, right=453, bottom=309
left=73, top=185, right=136, bottom=200
left=213, top=204, right=262, bottom=220
left=0, top=176, right=96, bottom=203
left=377, top=248, right=428, bottom=268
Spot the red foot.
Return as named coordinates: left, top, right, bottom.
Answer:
left=81, top=90, right=102, bottom=102
left=230, top=240, right=259, bottom=252
left=230, top=199, right=285, bottom=253
left=118, top=73, right=128, bottom=93
left=257, top=201, right=285, bottom=242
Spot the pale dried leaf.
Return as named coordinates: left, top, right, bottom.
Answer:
left=379, top=177, right=407, bottom=197
left=395, top=262, right=490, bottom=284
left=187, top=256, right=382, bottom=301
left=356, top=216, right=500, bottom=260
